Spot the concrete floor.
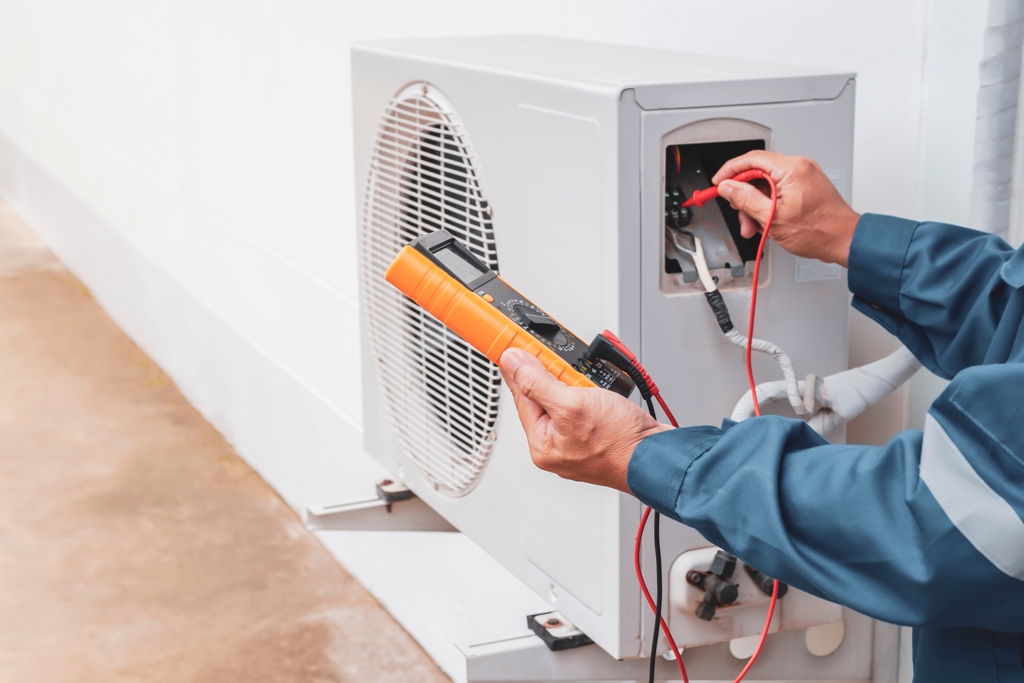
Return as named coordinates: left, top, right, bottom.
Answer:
left=0, top=202, right=450, bottom=683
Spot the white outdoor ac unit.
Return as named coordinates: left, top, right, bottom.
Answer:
left=354, top=36, right=886, bottom=680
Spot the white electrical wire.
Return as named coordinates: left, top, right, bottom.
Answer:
left=669, top=231, right=718, bottom=292
left=689, top=237, right=719, bottom=294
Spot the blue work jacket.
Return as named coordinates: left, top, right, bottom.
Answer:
left=628, top=214, right=1024, bottom=681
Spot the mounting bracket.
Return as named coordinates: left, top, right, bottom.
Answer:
left=305, top=479, right=457, bottom=532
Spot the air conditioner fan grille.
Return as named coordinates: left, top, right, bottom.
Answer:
left=360, top=84, right=501, bottom=497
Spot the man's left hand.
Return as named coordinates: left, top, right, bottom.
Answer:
left=499, top=348, right=671, bottom=493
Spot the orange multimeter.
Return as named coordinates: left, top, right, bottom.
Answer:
left=385, top=229, right=634, bottom=397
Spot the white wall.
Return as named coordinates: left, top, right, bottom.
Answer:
left=907, top=0, right=988, bottom=434
left=0, top=1, right=987, bottom=491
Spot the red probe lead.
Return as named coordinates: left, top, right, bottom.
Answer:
left=681, top=169, right=770, bottom=208
left=628, top=168, right=779, bottom=682
left=686, top=168, right=780, bottom=680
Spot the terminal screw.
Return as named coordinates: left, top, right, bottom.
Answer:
left=677, top=206, right=693, bottom=227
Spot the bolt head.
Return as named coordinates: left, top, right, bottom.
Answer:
left=545, top=618, right=563, bottom=628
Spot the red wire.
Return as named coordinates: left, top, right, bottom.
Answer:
left=738, top=172, right=776, bottom=422
left=655, top=393, right=677, bottom=429
left=734, top=576, right=780, bottom=681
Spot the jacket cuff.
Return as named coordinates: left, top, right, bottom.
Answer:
left=848, top=213, right=918, bottom=313
left=627, top=426, right=722, bottom=518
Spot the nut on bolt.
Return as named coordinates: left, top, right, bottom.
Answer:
left=711, top=550, right=737, bottom=579
left=695, top=592, right=718, bottom=621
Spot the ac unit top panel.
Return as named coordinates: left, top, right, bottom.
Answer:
left=353, top=35, right=855, bottom=110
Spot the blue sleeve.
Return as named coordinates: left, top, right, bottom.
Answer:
left=848, top=214, right=1024, bottom=378
left=628, top=364, right=1024, bottom=631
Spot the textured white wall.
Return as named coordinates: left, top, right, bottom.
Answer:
left=0, top=0, right=985, bottom=454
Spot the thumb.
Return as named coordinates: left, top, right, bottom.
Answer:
left=500, top=349, right=572, bottom=414
left=718, top=180, right=772, bottom=226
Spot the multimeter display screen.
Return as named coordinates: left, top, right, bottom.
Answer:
left=433, top=244, right=488, bottom=284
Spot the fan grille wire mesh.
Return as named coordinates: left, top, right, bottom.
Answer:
left=360, top=84, right=502, bottom=497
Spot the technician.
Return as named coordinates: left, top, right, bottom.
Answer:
left=499, top=151, right=1024, bottom=681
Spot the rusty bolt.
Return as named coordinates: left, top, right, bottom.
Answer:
left=545, top=618, right=563, bottom=628
left=695, top=593, right=717, bottom=621
left=380, top=479, right=393, bottom=486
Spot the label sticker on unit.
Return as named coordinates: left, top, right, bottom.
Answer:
left=825, top=169, right=845, bottom=198
left=796, top=257, right=841, bottom=282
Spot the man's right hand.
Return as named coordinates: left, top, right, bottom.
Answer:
left=712, top=151, right=860, bottom=267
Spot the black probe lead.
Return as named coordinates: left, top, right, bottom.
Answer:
left=649, top=511, right=663, bottom=683
left=643, top=397, right=663, bottom=683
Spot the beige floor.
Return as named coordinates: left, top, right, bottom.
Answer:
left=0, top=202, right=450, bottom=683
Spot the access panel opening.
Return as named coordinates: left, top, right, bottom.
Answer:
left=662, top=139, right=766, bottom=293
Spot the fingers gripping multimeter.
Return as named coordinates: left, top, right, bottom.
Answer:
left=385, top=230, right=635, bottom=397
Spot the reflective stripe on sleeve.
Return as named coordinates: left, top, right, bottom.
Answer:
left=920, top=414, right=1024, bottom=580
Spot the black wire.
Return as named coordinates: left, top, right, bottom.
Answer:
left=642, top=397, right=663, bottom=683
left=649, top=512, right=664, bottom=683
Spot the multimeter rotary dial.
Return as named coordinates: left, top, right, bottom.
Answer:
left=505, top=300, right=572, bottom=349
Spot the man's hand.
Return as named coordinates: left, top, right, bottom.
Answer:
left=712, top=151, right=860, bottom=267
left=499, top=348, right=670, bottom=493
